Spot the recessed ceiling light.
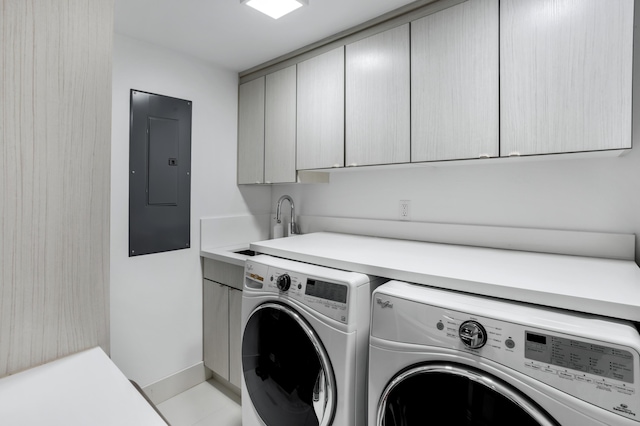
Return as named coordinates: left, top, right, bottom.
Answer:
left=241, top=0, right=308, bottom=20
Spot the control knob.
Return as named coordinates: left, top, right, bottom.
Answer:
left=459, top=320, right=487, bottom=349
left=276, top=274, right=291, bottom=292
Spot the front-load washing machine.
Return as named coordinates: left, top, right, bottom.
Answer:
left=369, top=281, right=640, bottom=425
left=242, top=255, right=386, bottom=426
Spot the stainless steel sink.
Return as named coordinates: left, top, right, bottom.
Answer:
left=234, top=249, right=257, bottom=256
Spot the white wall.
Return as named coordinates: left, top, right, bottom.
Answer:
left=274, top=151, right=640, bottom=263
left=273, top=14, right=640, bottom=265
left=111, top=34, right=270, bottom=387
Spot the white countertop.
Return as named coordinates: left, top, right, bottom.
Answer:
left=250, top=232, right=640, bottom=322
left=0, top=347, right=167, bottom=426
left=201, top=243, right=253, bottom=267
left=200, top=214, right=271, bottom=266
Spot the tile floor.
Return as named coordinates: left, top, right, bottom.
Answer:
left=157, top=379, right=241, bottom=426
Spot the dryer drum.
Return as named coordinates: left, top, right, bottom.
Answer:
left=242, top=302, right=336, bottom=426
left=377, top=363, right=559, bottom=426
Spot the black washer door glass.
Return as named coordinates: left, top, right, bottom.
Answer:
left=243, top=305, right=331, bottom=426
left=383, top=371, right=551, bottom=426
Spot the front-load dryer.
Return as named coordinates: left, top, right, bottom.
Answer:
left=369, top=281, right=640, bottom=425
left=242, top=255, right=386, bottom=426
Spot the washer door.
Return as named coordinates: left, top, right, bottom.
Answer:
left=378, top=363, right=559, bottom=426
left=242, top=302, right=336, bottom=426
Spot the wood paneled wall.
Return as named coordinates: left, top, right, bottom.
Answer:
left=0, top=0, right=113, bottom=377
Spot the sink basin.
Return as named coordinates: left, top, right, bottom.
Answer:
left=234, top=249, right=257, bottom=256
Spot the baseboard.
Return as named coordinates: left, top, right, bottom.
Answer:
left=209, top=369, right=241, bottom=400
left=141, top=362, right=212, bottom=405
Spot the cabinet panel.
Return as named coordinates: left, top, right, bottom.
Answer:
left=0, top=0, right=112, bottom=377
left=297, top=47, right=345, bottom=170
left=203, top=259, right=244, bottom=290
left=265, top=65, right=297, bottom=183
left=500, top=0, right=633, bottom=156
left=238, top=77, right=265, bottom=184
left=228, top=288, right=242, bottom=389
left=204, top=280, right=229, bottom=380
left=346, top=25, right=410, bottom=166
left=411, top=0, right=498, bottom=162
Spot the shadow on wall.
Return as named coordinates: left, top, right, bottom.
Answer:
left=271, top=149, right=640, bottom=265
left=239, top=184, right=272, bottom=216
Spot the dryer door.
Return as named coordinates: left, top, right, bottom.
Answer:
left=242, top=303, right=336, bottom=426
left=377, top=363, right=559, bottom=426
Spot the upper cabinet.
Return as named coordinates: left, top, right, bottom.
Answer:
left=237, top=77, right=265, bottom=184
left=238, top=67, right=297, bottom=184
left=297, top=47, right=345, bottom=170
left=346, top=25, right=410, bottom=167
left=500, top=0, right=633, bottom=157
left=238, top=0, right=635, bottom=182
left=411, top=0, right=499, bottom=162
left=265, top=65, right=297, bottom=183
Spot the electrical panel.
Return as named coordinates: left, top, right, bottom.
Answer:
left=129, top=90, right=192, bottom=256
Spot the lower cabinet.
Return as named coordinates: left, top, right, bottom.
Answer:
left=204, top=278, right=242, bottom=388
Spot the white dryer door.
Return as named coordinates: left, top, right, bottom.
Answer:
left=377, top=363, right=558, bottom=426
left=242, top=303, right=336, bottom=426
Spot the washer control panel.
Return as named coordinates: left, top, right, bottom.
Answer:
left=524, top=331, right=634, bottom=385
left=371, top=284, right=640, bottom=422
left=433, top=311, right=639, bottom=421
left=245, top=261, right=349, bottom=324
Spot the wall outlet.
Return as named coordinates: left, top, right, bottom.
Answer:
left=399, top=200, right=411, bottom=221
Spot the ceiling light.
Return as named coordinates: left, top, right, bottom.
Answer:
left=241, top=0, right=308, bottom=20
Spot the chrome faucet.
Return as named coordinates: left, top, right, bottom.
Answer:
left=276, top=195, right=299, bottom=235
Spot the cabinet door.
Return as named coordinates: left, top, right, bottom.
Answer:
left=297, top=47, right=345, bottom=170
left=412, top=0, right=498, bottom=162
left=346, top=25, right=410, bottom=166
left=228, top=288, right=243, bottom=389
left=500, top=0, right=633, bottom=156
left=265, top=65, right=297, bottom=183
left=237, top=77, right=265, bottom=184
left=204, top=280, right=229, bottom=380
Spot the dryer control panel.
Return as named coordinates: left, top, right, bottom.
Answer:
left=435, top=311, right=639, bottom=422
left=371, top=281, right=640, bottom=423
left=244, top=259, right=351, bottom=324
left=524, top=331, right=634, bottom=385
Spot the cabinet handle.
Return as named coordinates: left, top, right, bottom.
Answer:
left=255, top=180, right=262, bottom=184
left=478, top=154, right=490, bottom=159
left=508, top=152, right=521, bottom=157
left=332, top=164, right=341, bottom=168
left=265, top=181, right=271, bottom=184
left=348, top=163, right=358, bottom=167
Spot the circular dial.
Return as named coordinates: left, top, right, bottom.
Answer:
left=458, top=320, right=487, bottom=349
left=276, top=274, right=291, bottom=291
